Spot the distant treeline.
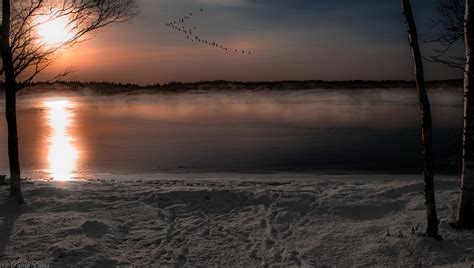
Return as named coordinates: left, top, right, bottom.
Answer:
left=0, top=79, right=463, bottom=95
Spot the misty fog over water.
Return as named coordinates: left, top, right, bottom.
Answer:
left=0, top=88, right=463, bottom=179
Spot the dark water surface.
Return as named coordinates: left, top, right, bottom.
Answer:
left=0, top=88, right=464, bottom=180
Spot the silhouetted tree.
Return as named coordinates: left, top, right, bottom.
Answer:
left=401, top=0, right=441, bottom=239
left=456, top=0, right=474, bottom=229
left=430, top=0, right=474, bottom=229
left=1, top=0, right=136, bottom=203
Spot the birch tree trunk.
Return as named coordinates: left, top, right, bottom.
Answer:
left=456, top=0, right=474, bottom=229
left=1, top=0, right=24, bottom=204
left=401, top=0, right=440, bottom=239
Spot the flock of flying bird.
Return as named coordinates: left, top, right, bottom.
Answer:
left=165, top=8, right=252, bottom=55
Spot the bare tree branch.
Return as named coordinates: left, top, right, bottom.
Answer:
left=423, top=55, right=465, bottom=70
left=427, top=0, right=465, bottom=68
left=6, top=0, right=137, bottom=89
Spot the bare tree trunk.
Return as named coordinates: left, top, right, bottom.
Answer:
left=456, top=0, right=474, bottom=229
left=401, top=0, right=440, bottom=239
left=2, top=0, right=24, bottom=204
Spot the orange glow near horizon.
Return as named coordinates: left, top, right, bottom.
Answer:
left=36, top=14, right=75, bottom=46
left=44, top=99, right=78, bottom=181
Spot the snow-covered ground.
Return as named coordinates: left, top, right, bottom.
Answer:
left=0, top=175, right=473, bottom=267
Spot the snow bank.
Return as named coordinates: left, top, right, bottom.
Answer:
left=0, top=175, right=473, bottom=267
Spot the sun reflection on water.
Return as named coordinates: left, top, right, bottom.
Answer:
left=44, top=99, right=78, bottom=181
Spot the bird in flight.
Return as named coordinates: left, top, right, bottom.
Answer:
left=164, top=8, right=252, bottom=56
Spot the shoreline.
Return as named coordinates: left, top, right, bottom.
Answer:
left=2, top=171, right=463, bottom=182
left=5, top=79, right=463, bottom=96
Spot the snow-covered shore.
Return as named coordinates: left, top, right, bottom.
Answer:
left=0, top=175, right=473, bottom=267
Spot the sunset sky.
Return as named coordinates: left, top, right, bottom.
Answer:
left=45, top=0, right=463, bottom=84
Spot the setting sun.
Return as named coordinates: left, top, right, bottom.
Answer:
left=36, top=14, right=74, bottom=46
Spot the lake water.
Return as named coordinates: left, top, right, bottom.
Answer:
left=0, top=88, right=464, bottom=180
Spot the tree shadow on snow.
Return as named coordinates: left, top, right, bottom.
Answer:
left=0, top=198, right=25, bottom=259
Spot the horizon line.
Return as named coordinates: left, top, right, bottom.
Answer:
left=26, top=78, right=463, bottom=88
